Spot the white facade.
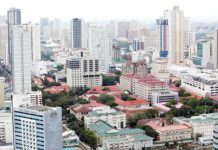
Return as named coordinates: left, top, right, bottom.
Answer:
left=181, top=72, right=218, bottom=96
left=164, top=6, right=184, bottom=64
left=11, top=25, right=32, bottom=93
left=66, top=50, right=102, bottom=88
left=190, top=113, right=218, bottom=139
left=12, top=91, right=42, bottom=107
left=0, top=23, right=8, bottom=65
left=88, top=24, right=112, bottom=72
left=213, top=29, right=218, bottom=69
left=13, top=106, right=62, bottom=150
left=28, top=23, right=41, bottom=62
left=142, top=31, right=157, bottom=49
left=0, top=77, right=5, bottom=107
left=152, top=91, right=179, bottom=104
left=0, top=112, right=12, bottom=144
left=213, top=122, right=218, bottom=149
left=84, top=106, right=126, bottom=129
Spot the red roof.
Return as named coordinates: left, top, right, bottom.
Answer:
left=70, top=102, right=105, bottom=113
left=88, top=95, right=98, bottom=100
left=44, top=84, right=70, bottom=94
left=86, top=85, right=121, bottom=95
left=32, top=78, right=43, bottom=86
left=46, top=77, right=55, bottom=83
left=122, top=74, right=167, bottom=86
left=114, top=96, right=147, bottom=106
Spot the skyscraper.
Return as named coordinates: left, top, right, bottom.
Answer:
left=213, top=29, right=218, bottom=69
left=164, top=6, right=184, bottom=64
left=11, top=25, right=32, bottom=93
left=27, top=23, right=41, bottom=62
left=88, top=24, right=112, bottom=72
left=13, top=106, right=62, bottom=150
left=7, top=8, right=21, bottom=68
left=0, top=77, right=5, bottom=107
left=71, top=18, right=86, bottom=49
left=156, top=19, right=169, bottom=57
left=0, top=23, right=8, bottom=64
left=40, top=17, right=49, bottom=40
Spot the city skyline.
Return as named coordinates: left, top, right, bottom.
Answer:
left=1, top=0, right=218, bottom=22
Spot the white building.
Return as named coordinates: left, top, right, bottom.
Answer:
left=164, top=6, right=184, bottom=64
left=12, top=91, right=42, bottom=107
left=27, top=23, right=41, bottom=62
left=84, top=106, right=126, bottom=129
left=0, top=77, right=5, bottom=107
left=190, top=113, right=218, bottom=141
left=142, top=31, right=157, bottom=49
left=0, top=23, right=8, bottom=65
left=213, top=29, right=218, bottom=69
left=13, top=106, right=62, bottom=150
left=66, top=50, right=102, bottom=88
left=11, top=25, right=32, bottom=93
left=181, top=72, right=218, bottom=96
left=120, top=74, right=169, bottom=101
left=213, top=122, right=218, bottom=149
left=0, top=112, right=12, bottom=144
left=152, top=91, right=179, bottom=104
left=88, top=24, right=112, bottom=72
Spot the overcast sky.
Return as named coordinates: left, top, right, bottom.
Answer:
left=1, top=0, right=218, bottom=22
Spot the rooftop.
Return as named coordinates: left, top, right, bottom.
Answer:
left=87, top=106, right=123, bottom=117
left=190, top=113, right=218, bottom=123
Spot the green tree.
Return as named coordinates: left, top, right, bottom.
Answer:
left=179, top=88, right=186, bottom=97
left=97, top=94, right=115, bottom=105
left=144, top=109, right=159, bottom=119
left=102, top=75, right=116, bottom=86
left=138, top=125, right=159, bottom=139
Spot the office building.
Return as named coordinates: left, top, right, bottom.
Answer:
left=84, top=106, right=126, bottom=129
left=156, top=19, right=169, bottom=57
left=71, top=18, right=86, bottom=49
left=142, top=31, right=157, bottom=49
left=7, top=8, right=21, bottom=68
left=11, top=25, right=32, bottom=93
left=192, top=40, right=212, bottom=68
left=66, top=50, right=102, bottom=88
left=164, top=6, right=184, bottom=64
left=152, top=91, right=179, bottom=104
left=13, top=106, right=62, bottom=150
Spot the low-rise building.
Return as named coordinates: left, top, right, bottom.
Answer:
left=0, top=112, right=12, bottom=144
left=144, top=119, right=192, bottom=142
left=152, top=91, right=179, bottom=104
left=62, top=125, right=79, bottom=148
left=84, top=106, right=126, bottom=129
left=120, top=74, right=169, bottom=101
left=190, top=113, right=218, bottom=139
left=213, top=122, right=218, bottom=149
left=90, top=120, right=153, bottom=149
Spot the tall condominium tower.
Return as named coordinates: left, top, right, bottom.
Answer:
left=71, top=18, right=86, bottom=49
left=213, top=29, right=218, bottom=69
left=88, top=24, right=112, bottom=72
left=40, top=17, right=49, bottom=40
left=164, top=6, right=184, bottom=64
left=13, top=106, right=62, bottom=150
left=156, top=19, right=169, bottom=57
left=0, top=23, right=8, bottom=65
left=11, top=25, right=32, bottom=93
left=66, top=50, right=102, bottom=88
left=27, top=23, right=41, bottom=62
left=7, top=8, right=21, bottom=68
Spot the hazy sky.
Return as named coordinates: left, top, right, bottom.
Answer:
left=1, top=0, right=218, bottom=22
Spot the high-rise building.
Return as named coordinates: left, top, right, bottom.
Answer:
left=118, top=21, right=130, bottom=38
left=0, top=77, right=5, bottom=107
left=11, top=25, right=32, bottom=93
left=66, top=50, right=102, bottom=88
left=88, top=25, right=112, bottom=72
left=213, top=29, right=218, bottom=69
left=0, top=23, right=8, bottom=65
left=0, top=112, right=12, bottom=144
left=49, top=18, right=62, bottom=40
left=40, top=17, right=49, bottom=40
left=156, top=19, right=169, bottom=57
left=133, top=39, right=144, bottom=51
left=7, top=8, right=21, bottom=68
left=164, top=6, right=184, bottom=64
left=13, top=106, right=62, bottom=150
left=71, top=18, right=86, bottom=49
left=27, top=23, right=41, bottom=62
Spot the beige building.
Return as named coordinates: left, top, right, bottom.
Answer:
left=120, top=74, right=169, bottom=101
left=145, top=120, right=192, bottom=142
